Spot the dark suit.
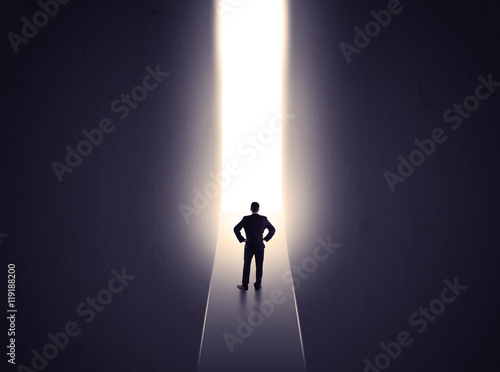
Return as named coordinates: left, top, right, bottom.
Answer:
left=234, top=213, right=276, bottom=287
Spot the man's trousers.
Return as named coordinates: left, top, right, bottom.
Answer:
left=242, top=248, right=264, bottom=287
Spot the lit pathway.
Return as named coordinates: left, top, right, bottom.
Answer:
left=198, top=212, right=305, bottom=372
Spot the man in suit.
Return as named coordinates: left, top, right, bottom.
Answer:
left=233, top=202, right=276, bottom=290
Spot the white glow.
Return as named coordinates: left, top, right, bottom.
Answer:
left=220, top=0, right=285, bottom=212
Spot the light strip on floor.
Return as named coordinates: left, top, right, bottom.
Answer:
left=197, top=2, right=306, bottom=371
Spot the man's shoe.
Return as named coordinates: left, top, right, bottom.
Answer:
left=237, top=284, right=248, bottom=290
left=254, top=284, right=262, bottom=290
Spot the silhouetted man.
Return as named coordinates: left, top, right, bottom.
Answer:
left=233, top=202, right=276, bottom=290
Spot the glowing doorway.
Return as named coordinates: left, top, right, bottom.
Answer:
left=221, top=0, right=284, bottom=212
left=197, top=2, right=305, bottom=371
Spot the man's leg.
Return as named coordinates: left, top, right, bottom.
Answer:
left=254, top=249, right=264, bottom=289
left=241, top=248, right=254, bottom=288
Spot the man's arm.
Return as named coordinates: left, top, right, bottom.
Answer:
left=263, top=218, right=276, bottom=242
left=233, top=218, right=247, bottom=243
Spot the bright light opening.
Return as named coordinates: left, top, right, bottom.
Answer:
left=220, top=0, right=285, bottom=212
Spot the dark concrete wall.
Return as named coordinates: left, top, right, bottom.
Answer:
left=2, top=0, right=499, bottom=371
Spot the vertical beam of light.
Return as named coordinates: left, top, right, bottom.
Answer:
left=221, top=0, right=284, bottom=212
left=198, top=2, right=305, bottom=371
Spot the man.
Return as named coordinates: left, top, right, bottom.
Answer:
left=233, top=202, right=276, bottom=290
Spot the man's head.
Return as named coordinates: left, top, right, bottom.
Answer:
left=250, top=202, right=259, bottom=213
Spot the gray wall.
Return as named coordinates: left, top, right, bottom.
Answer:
left=2, top=0, right=499, bottom=371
